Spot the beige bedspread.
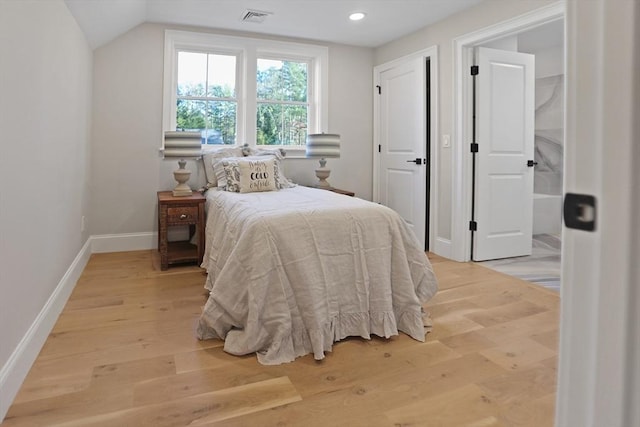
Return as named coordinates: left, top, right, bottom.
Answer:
left=197, top=186, right=438, bottom=364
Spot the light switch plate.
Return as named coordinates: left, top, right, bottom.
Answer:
left=442, top=134, right=451, bottom=148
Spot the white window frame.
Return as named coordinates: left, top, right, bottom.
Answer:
left=174, top=49, right=240, bottom=140
left=256, top=54, right=313, bottom=147
left=163, top=30, right=329, bottom=155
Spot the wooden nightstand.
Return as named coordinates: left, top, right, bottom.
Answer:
left=327, top=187, right=355, bottom=197
left=157, top=191, right=205, bottom=270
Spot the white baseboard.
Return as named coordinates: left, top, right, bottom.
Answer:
left=0, top=238, right=92, bottom=422
left=91, top=232, right=157, bottom=253
left=0, top=231, right=159, bottom=422
left=433, top=237, right=455, bottom=260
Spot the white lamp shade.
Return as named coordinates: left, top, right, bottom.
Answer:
left=306, top=133, right=340, bottom=158
left=163, top=131, right=202, bottom=158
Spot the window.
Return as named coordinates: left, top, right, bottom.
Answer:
left=257, top=58, right=309, bottom=146
left=176, top=51, right=237, bottom=145
left=163, top=31, right=328, bottom=153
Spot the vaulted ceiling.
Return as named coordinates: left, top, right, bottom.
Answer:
left=64, top=0, right=484, bottom=49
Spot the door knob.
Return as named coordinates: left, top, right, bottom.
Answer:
left=407, top=158, right=423, bottom=165
left=527, top=160, right=538, bottom=167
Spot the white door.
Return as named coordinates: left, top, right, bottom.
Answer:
left=378, top=57, right=426, bottom=248
left=472, top=47, right=535, bottom=261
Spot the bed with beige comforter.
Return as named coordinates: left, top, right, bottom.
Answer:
left=197, top=186, right=438, bottom=364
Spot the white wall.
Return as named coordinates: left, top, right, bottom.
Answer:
left=286, top=44, right=374, bottom=194
left=90, top=23, right=374, bottom=236
left=374, top=0, right=558, bottom=244
left=534, top=44, right=564, bottom=78
left=0, top=0, right=92, bottom=418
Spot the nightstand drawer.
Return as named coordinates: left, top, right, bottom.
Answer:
left=167, top=206, right=198, bottom=224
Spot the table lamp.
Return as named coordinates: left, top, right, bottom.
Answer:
left=163, top=131, right=202, bottom=196
left=306, top=133, right=340, bottom=189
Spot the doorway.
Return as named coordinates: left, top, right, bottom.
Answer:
left=474, top=21, right=564, bottom=290
left=450, top=2, right=564, bottom=264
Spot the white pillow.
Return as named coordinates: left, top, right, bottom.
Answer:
left=244, top=146, right=286, bottom=160
left=212, top=157, right=233, bottom=188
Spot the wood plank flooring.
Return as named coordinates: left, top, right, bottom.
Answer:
left=4, top=251, right=559, bottom=426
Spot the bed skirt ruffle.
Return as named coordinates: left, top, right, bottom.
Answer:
left=197, top=307, right=427, bottom=365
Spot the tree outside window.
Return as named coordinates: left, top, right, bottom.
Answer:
left=176, top=51, right=237, bottom=145
left=164, top=31, right=328, bottom=152
left=256, top=58, right=309, bottom=146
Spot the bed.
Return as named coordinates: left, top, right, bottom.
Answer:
left=196, top=183, right=438, bottom=365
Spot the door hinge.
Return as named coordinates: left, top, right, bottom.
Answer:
left=470, top=143, right=479, bottom=153
left=376, top=85, right=381, bottom=94
left=378, top=144, right=381, bottom=153
left=469, top=221, right=477, bottom=231
left=470, top=65, right=479, bottom=76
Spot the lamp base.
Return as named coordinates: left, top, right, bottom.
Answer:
left=172, top=160, right=193, bottom=197
left=315, top=166, right=332, bottom=189
left=172, top=186, right=193, bottom=197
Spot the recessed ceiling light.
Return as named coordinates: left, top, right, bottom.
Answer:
left=349, top=12, right=366, bottom=21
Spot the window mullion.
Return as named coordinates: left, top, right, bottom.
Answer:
left=256, top=99, right=309, bottom=107
left=243, top=47, right=257, bottom=146
left=178, top=95, right=236, bottom=102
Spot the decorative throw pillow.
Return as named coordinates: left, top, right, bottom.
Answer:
left=202, top=147, right=244, bottom=188
left=221, top=160, right=241, bottom=192
left=220, top=155, right=294, bottom=190
left=222, top=158, right=277, bottom=193
left=275, top=168, right=296, bottom=189
left=213, top=156, right=241, bottom=189
left=238, top=158, right=277, bottom=193
left=244, top=150, right=295, bottom=189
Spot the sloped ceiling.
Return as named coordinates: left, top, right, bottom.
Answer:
left=64, top=0, right=147, bottom=49
left=64, top=0, right=483, bottom=49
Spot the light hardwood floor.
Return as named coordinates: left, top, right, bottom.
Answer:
left=4, top=251, right=559, bottom=426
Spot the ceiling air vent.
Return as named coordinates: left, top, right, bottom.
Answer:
left=241, top=9, right=273, bottom=23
